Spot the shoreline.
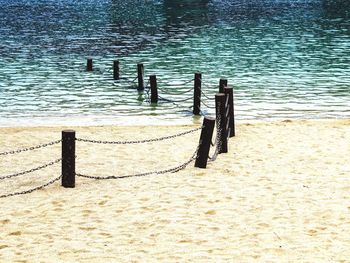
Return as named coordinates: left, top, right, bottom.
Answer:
left=1, top=116, right=349, bottom=129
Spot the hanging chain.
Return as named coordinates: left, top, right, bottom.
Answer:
left=158, top=95, right=193, bottom=103
left=0, top=159, right=62, bottom=180
left=199, top=96, right=216, bottom=109
left=76, top=126, right=202, bottom=145
left=208, top=147, right=219, bottom=162
left=198, top=77, right=216, bottom=89
left=0, top=175, right=62, bottom=199
left=76, top=147, right=198, bottom=180
left=0, top=140, right=61, bottom=156
left=157, top=86, right=194, bottom=96
left=201, top=89, right=215, bottom=101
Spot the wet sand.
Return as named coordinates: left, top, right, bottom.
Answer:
left=0, top=119, right=350, bottom=262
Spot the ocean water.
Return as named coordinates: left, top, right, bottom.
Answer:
left=0, top=0, right=349, bottom=126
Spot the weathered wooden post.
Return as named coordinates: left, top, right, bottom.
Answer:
left=137, top=63, right=144, bottom=91
left=113, top=60, right=120, bottom=80
left=219, top=78, right=227, bottom=93
left=224, top=86, right=235, bottom=137
left=62, top=130, right=76, bottom=188
left=150, top=75, right=158, bottom=104
left=86, top=58, right=93, bottom=71
left=195, top=117, right=216, bottom=168
left=215, top=93, right=228, bottom=153
left=193, top=73, right=202, bottom=115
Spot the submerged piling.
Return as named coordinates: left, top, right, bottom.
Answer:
left=137, top=63, right=144, bottom=91
left=193, top=73, right=202, bottom=115
left=113, top=60, right=120, bottom=80
left=86, top=58, right=93, bottom=71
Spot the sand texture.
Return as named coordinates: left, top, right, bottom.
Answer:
left=0, top=119, right=350, bottom=262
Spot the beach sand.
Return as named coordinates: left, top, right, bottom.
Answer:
left=0, top=119, right=349, bottom=262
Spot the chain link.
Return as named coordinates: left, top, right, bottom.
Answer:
left=0, top=140, right=61, bottom=156
left=201, top=89, right=215, bottom=101
left=208, top=146, right=219, bottom=162
left=158, top=95, right=193, bottom=103
left=76, top=148, right=198, bottom=180
left=199, top=96, right=216, bottom=109
left=0, top=159, right=62, bottom=180
left=157, top=86, right=194, bottom=96
left=76, top=126, right=202, bottom=145
left=198, top=77, right=216, bottom=89
left=0, top=175, right=62, bottom=199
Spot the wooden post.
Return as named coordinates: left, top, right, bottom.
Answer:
left=224, top=87, right=235, bottom=137
left=219, top=79, right=227, bottom=93
left=113, top=60, right=120, bottom=80
left=150, top=75, right=158, bottom=104
left=62, top=130, right=75, bottom=188
left=137, top=63, right=144, bottom=91
left=86, top=58, right=93, bottom=71
left=195, top=117, right=215, bottom=168
left=193, top=73, right=202, bottom=115
left=215, top=93, right=228, bottom=153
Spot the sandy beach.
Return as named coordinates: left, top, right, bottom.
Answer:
left=0, top=119, right=349, bottom=262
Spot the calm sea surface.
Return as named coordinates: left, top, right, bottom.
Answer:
left=0, top=0, right=349, bottom=126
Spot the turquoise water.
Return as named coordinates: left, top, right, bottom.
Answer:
left=0, top=0, right=349, bottom=126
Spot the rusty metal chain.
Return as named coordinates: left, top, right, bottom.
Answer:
left=0, top=140, right=61, bottom=156
left=76, top=148, right=198, bottom=180
left=0, top=175, right=62, bottom=199
left=76, top=126, right=202, bottom=145
left=0, top=159, right=62, bottom=180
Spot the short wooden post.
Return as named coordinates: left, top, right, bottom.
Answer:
left=219, top=79, right=227, bottom=93
left=150, top=75, right=158, bottom=104
left=193, top=73, right=202, bottom=115
left=113, top=60, right=120, bottom=80
left=215, top=93, right=228, bottom=153
left=137, top=63, right=144, bottom=91
left=62, top=130, right=76, bottom=188
left=224, top=87, right=235, bottom=137
left=195, top=117, right=216, bottom=168
left=86, top=58, right=93, bottom=71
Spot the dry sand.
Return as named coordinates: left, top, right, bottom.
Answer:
left=0, top=119, right=349, bottom=262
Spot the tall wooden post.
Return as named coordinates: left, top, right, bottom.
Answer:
left=137, top=63, right=144, bottom=91
left=62, top=130, right=76, bottom=188
left=150, top=75, right=158, bottom=104
left=86, top=58, right=93, bottom=71
left=195, top=117, right=216, bottom=168
left=113, top=60, right=120, bottom=80
left=193, top=73, right=202, bottom=115
left=224, top=87, right=235, bottom=137
left=219, top=79, right=227, bottom=93
left=215, top=93, right=228, bottom=153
